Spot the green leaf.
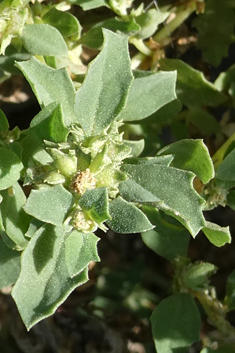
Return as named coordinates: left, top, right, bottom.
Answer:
left=134, top=8, right=169, bottom=39
left=25, top=218, right=44, bottom=239
left=120, top=163, right=205, bottom=237
left=0, top=46, right=32, bottom=75
left=160, top=58, right=226, bottom=107
left=24, top=184, right=73, bottom=226
left=65, top=230, right=99, bottom=277
left=141, top=207, right=190, bottom=261
left=16, top=57, right=76, bottom=126
left=69, top=0, right=108, bottom=10
left=0, top=109, right=9, bottom=131
left=12, top=224, right=88, bottom=330
left=0, top=182, right=30, bottom=250
left=124, top=139, right=145, bottom=158
left=214, top=65, right=235, bottom=108
left=107, top=196, right=154, bottom=233
left=21, top=132, right=53, bottom=167
left=22, top=24, right=68, bottom=56
left=0, top=237, right=21, bottom=289
left=151, top=293, right=200, bottom=353
left=74, top=29, right=133, bottom=136
left=30, top=102, right=69, bottom=143
left=144, top=99, right=182, bottom=127
left=157, top=139, right=214, bottom=184
left=186, top=107, right=221, bottom=135
left=42, top=8, right=81, bottom=38
left=118, top=71, right=177, bottom=121
left=216, top=148, right=235, bottom=181
left=193, top=0, right=235, bottom=66
left=202, top=221, right=231, bottom=247
left=225, top=269, right=235, bottom=310
left=183, top=262, right=217, bottom=291
left=126, top=155, right=174, bottom=166
left=79, top=187, right=111, bottom=225
left=0, top=147, right=23, bottom=190
left=80, top=17, right=139, bottom=49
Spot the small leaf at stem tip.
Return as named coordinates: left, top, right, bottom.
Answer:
left=202, top=221, right=231, bottom=247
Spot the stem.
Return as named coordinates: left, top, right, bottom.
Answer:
left=196, top=291, right=235, bottom=339
left=153, top=2, right=197, bottom=43
left=131, top=52, right=146, bottom=70
left=130, top=1, right=198, bottom=69
left=212, top=131, right=235, bottom=169
left=129, top=37, right=152, bottom=56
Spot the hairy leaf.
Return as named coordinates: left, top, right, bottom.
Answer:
left=24, top=185, right=73, bottom=226
left=12, top=224, right=88, bottom=330
left=16, top=57, right=76, bottom=126
left=134, top=8, right=169, bottom=39
left=80, top=18, right=139, bottom=49
left=160, top=58, right=226, bottom=107
left=22, top=24, right=68, bottom=56
left=74, top=29, right=133, bottom=136
left=42, top=8, right=81, bottom=38
left=79, top=187, right=111, bottom=225
left=107, top=196, right=154, bottom=233
left=158, top=139, right=214, bottom=184
left=120, top=163, right=205, bottom=236
left=30, top=102, right=69, bottom=143
left=0, top=147, right=23, bottom=190
left=118, top=71, right=177, bottom=121
left=0, top=182, right=30, bottom=250
left=65, top=230, right=99, bottom=277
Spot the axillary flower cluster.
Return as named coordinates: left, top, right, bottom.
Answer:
left=26, top=121, right=132, bottom=233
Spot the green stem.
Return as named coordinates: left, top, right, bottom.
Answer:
left=153, top=2, right=197, bottom=43
left=129, top=37, right=152, bottom=56
left=196, top=291, right=235, bottom=339
left=131, top=52, right=146, bottom=70
left=212, top=131, right=235, bottom=169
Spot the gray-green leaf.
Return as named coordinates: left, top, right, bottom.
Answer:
left=160, top=58, right=226, bottom=107
left=107, top=196, right=154, bottom=233
left=65, top=230, right=100, bottom=277
left=74, top=29, right=133, bottom=136
left=0, top=147, right=23, bottom=190
left=12, top=224, right=88, bottom=330
left=157, top=139, right=214, bottom=184
left=22, top=24, right=68, bottom=56
left=0, top=182, right=30, bottom=250
left=120, top=163, right=205, bottom=237
left=16, top=57, right=76, bottom=126
left=118, top=71, right=177, bottom=121
left=24, top=184, right=73, bottom=226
